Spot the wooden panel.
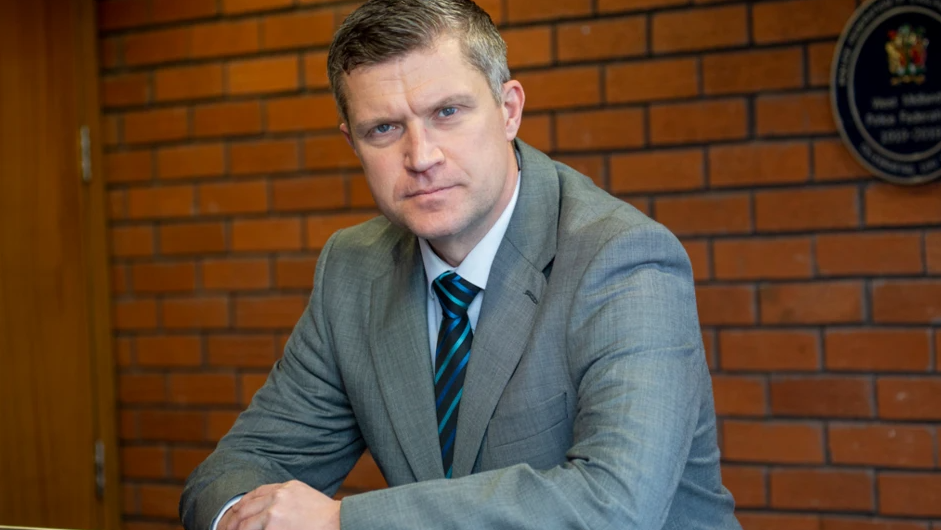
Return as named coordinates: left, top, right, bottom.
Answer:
left=0, top=0, right=114, bottom=527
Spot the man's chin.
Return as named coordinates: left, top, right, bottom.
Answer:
left=410, top=226, right=458, bottom=242
left=400, top=214, right=464, bottom=242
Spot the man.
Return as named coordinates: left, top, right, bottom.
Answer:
left=180, top=0, right=741, bottom=528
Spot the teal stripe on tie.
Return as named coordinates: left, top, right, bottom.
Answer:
left=441, top=428, right=456, bottom=457
left=436, top=351, right=470, bottom=407
left=434, top=321, right=470, bottom=384
left=435, top=278, right=469, bottom=308
left=435, top=318, right=462, bottom=356
left=440, top=304, right=458, bottom=320
left=438, top=388, right=463, bottom=434
left=450, top=276, right=475, bottom=296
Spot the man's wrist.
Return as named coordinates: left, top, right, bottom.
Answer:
left=211, top=494, right=244, bottom=530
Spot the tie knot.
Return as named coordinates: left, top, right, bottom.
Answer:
left=432, top=271, right=480, bottom=319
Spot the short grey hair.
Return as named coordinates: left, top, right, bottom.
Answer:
left=327, top=0, right=510, bottom=123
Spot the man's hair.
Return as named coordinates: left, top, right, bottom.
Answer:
left=327, top=0, right=510, bottom=123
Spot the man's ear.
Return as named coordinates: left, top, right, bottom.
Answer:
left=339, top=123, right=360, bottom=158
left=501, top=80, right=525, bottom=141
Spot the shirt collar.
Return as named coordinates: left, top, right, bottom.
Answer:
left=419, top=166, right=521, bottom=292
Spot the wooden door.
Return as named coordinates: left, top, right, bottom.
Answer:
left=0, top=0, right=119, bottom=528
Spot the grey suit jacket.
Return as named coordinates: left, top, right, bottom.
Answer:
left=180, top=140, right=742, bottom=530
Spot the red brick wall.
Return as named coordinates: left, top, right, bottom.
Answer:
left=98, top=0, right=941, bottom=529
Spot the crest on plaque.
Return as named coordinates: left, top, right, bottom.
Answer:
left=886, top=24, right=929, bottom=85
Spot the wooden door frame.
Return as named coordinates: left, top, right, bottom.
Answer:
left=75, top=0, right=121, bottom=528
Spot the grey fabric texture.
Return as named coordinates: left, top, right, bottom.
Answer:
left=180, top=139, right=742, bottom=530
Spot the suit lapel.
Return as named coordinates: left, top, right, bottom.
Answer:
left=451, top=244, right=546, bottom=477
left=451, top=139, right=561, bottom=477
left=369, top=236, right=444, bottom=481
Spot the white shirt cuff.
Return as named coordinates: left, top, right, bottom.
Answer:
left=211, top=494, right=244, bottom=530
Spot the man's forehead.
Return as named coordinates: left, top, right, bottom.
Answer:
left=343, top=40, right=486, bottom=121
left=348, top=40, right=461, bottom=88
left=350, top=54, right=435, bottom=93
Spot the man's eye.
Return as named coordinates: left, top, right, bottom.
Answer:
left=438, top=107, right=458, bottom=118
left=372, top=124, right=395, bottom=135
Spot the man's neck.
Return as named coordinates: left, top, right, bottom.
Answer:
left=427, top=143, right=520, bottom=266
left=427, top=234, right=481, bottom=267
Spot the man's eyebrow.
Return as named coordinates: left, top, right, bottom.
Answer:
left=427, top=93, right=476, bottom=110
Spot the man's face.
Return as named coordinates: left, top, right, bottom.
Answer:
left=339, top=37, right=523, bottom=263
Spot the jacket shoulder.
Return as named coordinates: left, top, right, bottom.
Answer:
left=554, top=159, right=671, bottom=241
left=324, top=216, right=410, bottom=279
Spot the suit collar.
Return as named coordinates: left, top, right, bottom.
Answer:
left=502, top=138, right=559, bottom=274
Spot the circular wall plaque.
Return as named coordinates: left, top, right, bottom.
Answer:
left=832, top=0, right=941, bottom=185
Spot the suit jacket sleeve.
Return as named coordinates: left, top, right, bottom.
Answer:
left=339, top=222, right=708, bottom=529
left=179, top=233, right=365, bottom=530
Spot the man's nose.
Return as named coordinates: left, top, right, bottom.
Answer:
left=403, top=126, right=444, bottom=174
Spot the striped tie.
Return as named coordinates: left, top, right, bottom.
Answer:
left=432, top=271, right=481, bottom=479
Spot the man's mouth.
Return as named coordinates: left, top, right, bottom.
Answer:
left=408, top=185, right=455, bottom=198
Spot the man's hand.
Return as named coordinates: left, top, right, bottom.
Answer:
left=218, top=480, right=341, bottom=530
